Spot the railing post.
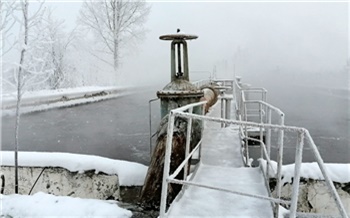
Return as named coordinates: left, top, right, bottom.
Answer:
left=184, top=108, right=193, bottom=180
left=266, top=108, right=272, bottom=177
left=225, top=98, right=231, bottom=127
left=149, top=98, right=159, bottom=157
left=221, top=98, right=225, bottom=128
left=289, top=130, right=305, bottom=218
left=160, top=111, right=176, bottom=217
left=198, top=104, right=205, bottom=161
left=259, top=103, right=264, bottom=159
left=149, top=99, right=153, bottom=157
left=274, top=113, right=285, bottom=217
left=241, top=90, right=245, bottom=120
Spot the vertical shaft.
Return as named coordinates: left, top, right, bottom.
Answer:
left=177, top=43, right=182, bottom=75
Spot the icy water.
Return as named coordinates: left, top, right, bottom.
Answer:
left=1, top=87, right=161, bottom=165
left=1, top=85, right=349, bottom=165
left=263, top=84, right=349, bottom=164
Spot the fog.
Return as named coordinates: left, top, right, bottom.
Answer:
left=5, top=2, right=348, bottom=88
left=120, top=2, right=348, bottom=89
left=2, top=1, right=349, bottom=162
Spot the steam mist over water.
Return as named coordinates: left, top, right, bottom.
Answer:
left=3, top=1, right=348, bottom=163
left=121, top=2, right=349, bottom=163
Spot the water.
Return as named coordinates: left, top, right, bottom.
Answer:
left=261, top=83, right=349, bottom=164
left=1, top=87, right=161, bottom=166
left=1, top=84, right=348, bottom=167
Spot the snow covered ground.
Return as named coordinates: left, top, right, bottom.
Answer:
left=0, top=87, right=146, bottom=217
left=259, top=159, right=350, bottom=184
left=1, top=151, right=147, bottom=217
left=1, top=86, right=130, bottom=116
left=1, top=151, right=147, bottom=186
left=1, top=192, right=132, bottom=218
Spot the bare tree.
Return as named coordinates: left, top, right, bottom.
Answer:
left=41, top=9, right=76, bottom=89
left=1, top=1, right=20, bottom=57
left=14, top=0, right=29, bottom=194
left=13, top=0, right=48, bottom=194
left=78, top=0, right=150, bottom=76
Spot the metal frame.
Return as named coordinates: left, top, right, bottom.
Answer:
left=148, top=98, right=160, bottom=157
left=158, top=78, right=348, bottom=218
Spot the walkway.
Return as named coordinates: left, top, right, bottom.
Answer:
left=166, top=100, right=274, bottom=217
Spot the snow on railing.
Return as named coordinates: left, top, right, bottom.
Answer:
left=159, top=79, right=348, bottom=218
left=192, top=79, right=211, bottom=88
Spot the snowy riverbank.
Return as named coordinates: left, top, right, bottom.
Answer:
left=1, top=151, right=148, bottom=186
left=1, top=86, right=131, bottom=116
left=0, top=151, right=148, bottom=217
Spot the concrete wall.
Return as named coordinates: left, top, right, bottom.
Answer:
left=1, top=166, right=120, bottom=200
left=270, top=178, right=350, bottom=216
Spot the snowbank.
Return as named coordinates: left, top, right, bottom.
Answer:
left=259, top=159, right=350, bottom=184
left=2, top=86, right=123, bottom=102
left=1, top=86, right=130, bottom=116
left=1, top=151, right=148, bottom=186
left=0, top=192, right=132, bottom=218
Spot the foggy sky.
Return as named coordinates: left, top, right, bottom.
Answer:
left=9, top=1, right=350, bottom=87
left=119, top=2, right=348, bottom=87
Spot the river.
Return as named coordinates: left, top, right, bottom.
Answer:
left=1, top=84, right=349, bottom=165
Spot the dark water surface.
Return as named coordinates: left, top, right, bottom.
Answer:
left=265, top=84, right=349, bottom=164
left=1, top=84, right=349, bottom=165
left=1, top=87, right=161, bottom=165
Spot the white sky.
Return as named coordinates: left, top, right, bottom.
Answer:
left=8, top=1, right=350, bottom=86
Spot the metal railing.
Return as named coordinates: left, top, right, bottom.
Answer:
left=148, top=98, right=160, bottom=157
left=192, top=79, right=211, bottom=88
left=159, top=79, right=348, bottom=218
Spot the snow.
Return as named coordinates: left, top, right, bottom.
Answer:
left=1, top=192, right=132, bottom=218
left=166, top=102, right=273, bottom=217
left=167, top=165, right=273, bottom=217
left=2, top=86, right=130, bottom=116
left=2, top=92, right=125, bottom=116
left=259, top=159, right=350, bottom=184
left=2, top=86, right=121, bottom=100
left=278, top=205, right=289, bottom=218
left=1, top=151, right=148, bottom=186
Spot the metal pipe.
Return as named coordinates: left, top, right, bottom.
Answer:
left=159, top=112, right=175, bottom=217
left=244, top=100, right=283, bottom=116
left=170, top=41, right=176, bottom=81
left=149, top=98, right=159, bottom=157
left=275, top=113, right=285, bottom=217
left=183, top=41, right=189, bottom=80
left=289, top=130, right=305, bottom=218
left=168, top=178, right=291, bottom=205
left=266, top=108, right=272, bottom=177
left=199, top=105, right=205, bottom=161
left=177, top=42, right=182, bottom=76
left=201, top=86, right=219, bottom=113
left=259, top=103, right=264, bottom=159
left=221, top=98, right=225, bottom=128
left=225, top=98, right=231, bottom=125
left=169, top=140, right=201, bottom=180
left=184, top=107, right=193, bottom=179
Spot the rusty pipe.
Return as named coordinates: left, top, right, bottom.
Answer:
left=200, top=86, right=219, bottom=113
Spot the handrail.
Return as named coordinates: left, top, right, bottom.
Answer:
left=192, top=79, right=211, bottom=88
left=159, top=78, right=348, bottom=218
left=149, top=98, right=160, bottom=157
left=244, top=100, right=284, bottom=116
